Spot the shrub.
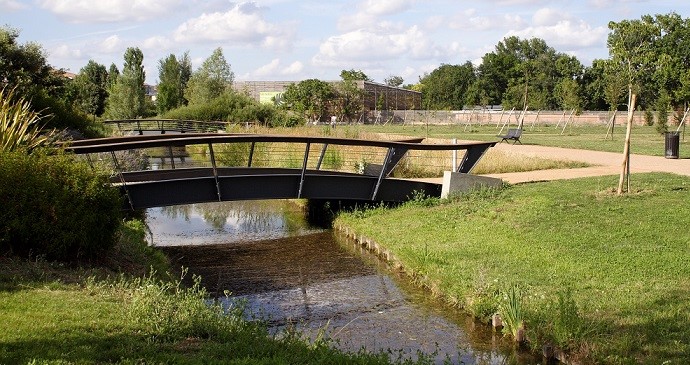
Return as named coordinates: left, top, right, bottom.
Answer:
left=162, top=91, right=286, bottom=127
left=0, top=150, right=122, bottom=261
left=0, top=87, right=50, bottom=152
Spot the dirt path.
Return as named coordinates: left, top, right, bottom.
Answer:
left=484, top=143, right=690, bottom=184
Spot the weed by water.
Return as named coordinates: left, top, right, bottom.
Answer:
left=498, top=285, right=525, bottom=342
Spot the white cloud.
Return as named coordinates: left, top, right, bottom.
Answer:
left=255, top=59, right=281, bottom=76
left=359, top=0, right=415, bottom=16
left=312, top=25, right=442, bottom=68
left=39, top=0, right=182, bottom=23
left=98, top=35, right=124, bottom=54
left=173, top=2, right=293, bottom=49
left=282, top=61, right=303, bottom=75
left=532, top=7, right=569, bottom=26
left=142, top=36, right=173, bottom=51
left=506, top=19, right=607, bottom=48
left=0, top=0, right=26, bottom=11
left=50, top=44, right=83, bottom=60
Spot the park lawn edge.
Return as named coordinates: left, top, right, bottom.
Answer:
left=334, top=172, right=690, bottom=364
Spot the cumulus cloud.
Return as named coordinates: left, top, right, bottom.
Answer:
left=312, top=25, right=444, bottom=68
left=142, top=36, right=173, bottom=51
left=98, top=35, right=124, bottom=54
left=506, top=18, right=607, bottom=48
left=0, top=0, right=26, bottom=11
left=173, top=2, right=293, bottom=49
left=39, top=0, right=183, bottom=23
left=50, top=44, right=83, bottom=60
left=359, top=0, right=415, bottom=16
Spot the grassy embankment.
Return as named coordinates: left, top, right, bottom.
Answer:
left=1, top=219, right=429, bottom=365
left=336, top=173, right=690, bottom=363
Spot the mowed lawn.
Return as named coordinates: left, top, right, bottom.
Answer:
left=336, top=173, right=690, bottom=363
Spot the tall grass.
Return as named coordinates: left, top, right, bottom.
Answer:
left=0, top=87, right=50, bottom=152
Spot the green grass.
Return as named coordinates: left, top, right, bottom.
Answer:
left=0, top=219, right=430, bottom=365
left=359, top=124, right=690, bottom=158
left=336, top=173, right=690, bottom=363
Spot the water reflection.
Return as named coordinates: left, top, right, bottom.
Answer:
left=148, top=200, right=316, bottom=246
left=150, top=201, right=528, bottom=364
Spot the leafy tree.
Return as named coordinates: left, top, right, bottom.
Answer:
left=581, top=59, right=610, bottom=111
left=281, top=79, right=335, bottom=123
left=105, top=47, right=146, bottom=119
left=340, top=69, right=371, bottom=82
left=334, top=78, right=365, bottom=123
left=185, top=47, right=233, bottom=105
left=179, top=51, right=192, bottom=105
left=419, top=62, right=475, bottom=110
left=72, top=60, right=108, bottom=117
left=384, top=75, right=404, bottom=87
left=607, top=17, right=659, bottom=194
left=0, top=27, right=95, bottom=134
left=157, top=54, right=183, bottom=114
left=107, top=63, right=120, bottom=89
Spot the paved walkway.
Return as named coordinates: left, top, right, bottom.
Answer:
left=483, top=143, right=690, bottom=184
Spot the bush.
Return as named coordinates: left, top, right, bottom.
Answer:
left=0, top=150, right=122, bottom=261
left=162, top=91, right=287, bottom=127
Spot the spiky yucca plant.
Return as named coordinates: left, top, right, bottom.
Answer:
left=0, top=87, right=50, bottom=152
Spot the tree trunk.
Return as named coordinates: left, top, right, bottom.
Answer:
left=617, top=92, right=637, bottom=195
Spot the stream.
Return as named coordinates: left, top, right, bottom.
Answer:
left=147, top=200, right=534, bottom=364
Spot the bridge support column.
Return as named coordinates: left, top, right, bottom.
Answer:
left=441, top=171, right=502, bottom=199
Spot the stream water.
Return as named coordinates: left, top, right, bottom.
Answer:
left=148, top=200, right=533, bottom=364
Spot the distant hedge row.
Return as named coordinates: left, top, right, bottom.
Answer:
left=0, top=150, right=122, bottom=261
left=161, top=91, right=299, bottom=127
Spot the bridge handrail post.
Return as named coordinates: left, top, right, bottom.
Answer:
left=168, top=146, right=176, bottom=169
left=136, top=120, right=142, bottom=135
left=297, top=142, right=310, bottom=198
left=371, top=147, right=393, bottom=200
left=208, top=143, right=222, bottom=201
left=247, top=142, right=255, bottom=167
left=110, top=151, right=134, bottom=210
left=316, top=143, right=329, bottom=170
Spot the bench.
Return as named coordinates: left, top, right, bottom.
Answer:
left=498, top=128, right=522, bottom=144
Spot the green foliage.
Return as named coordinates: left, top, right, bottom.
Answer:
left=162, top=91, right=283, bottom=126
left=105, top=47, right=146, bottom=119
left=156, top=53, right=184, bottom=114
left=184, top=47, right=234, bottom=105
left=0, top=150, right=122, bottom=261
left=340, top=69, right=371, bottom=81
left=644, top=108, right=655, bottom=126
left=126, top=269, right=246, bottom=342
left=420, top=62, right=475, bottom=110
left=0, top=87, right=50, bottom=152
left=72, top=60, right=108, bottom=117
left=655, top=90, right=671, bottom=134
left=281, top=79, right=335, bottom=123
left=498, top=285, right=525, bottom=341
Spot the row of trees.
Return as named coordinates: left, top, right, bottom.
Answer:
left=416, top=12, right=690, bottom=120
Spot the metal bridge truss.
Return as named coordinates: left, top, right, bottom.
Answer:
left=66, top=134, right=496, bottom=210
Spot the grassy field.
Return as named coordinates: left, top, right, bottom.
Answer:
left=335, top=173, right=690, bottom=364
left=357, top=123, right=690, bottom=158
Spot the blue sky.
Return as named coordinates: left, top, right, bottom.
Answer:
left=1, top=0, right=687, bottom=85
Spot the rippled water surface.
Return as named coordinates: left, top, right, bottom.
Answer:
left=149, top=201, right=532, bottom=364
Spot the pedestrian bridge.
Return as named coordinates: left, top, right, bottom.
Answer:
left=66, top=133, right=495, bottom=210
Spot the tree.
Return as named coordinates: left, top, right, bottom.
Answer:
left=107, top=63, right=120, bottom=89
left=607, top=18, right=659, bottom=194
left=334, top=76, right=365, bottom=123
left=179, top=51, right=192, bottom=105
left=340, top=69, right=371, bottom=82
left=281, top=79, right=335, bottom=123
left=157, top=54, right=182, bottom=114
left=184, top=47, right=233, bottom=105
left=419, top=62, right=475, bottom=110
left=72, top=60, right=108, bottom=117
left=105, top=47, right=146, bottom=119
left=384, top=75, right=404, bottom=87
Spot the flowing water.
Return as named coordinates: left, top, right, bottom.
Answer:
left=148, top=200, right=534, bottom=364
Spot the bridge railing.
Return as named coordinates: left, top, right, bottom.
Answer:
left=66, top=133, right=495, bottom=177
left=104, top=119, right=236, bottom=135
left=63, top=134, right=496, bottom=208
